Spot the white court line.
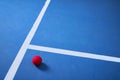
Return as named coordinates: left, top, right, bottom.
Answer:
left=4, top=0, right=51, bottom=80
left=28, top=44, right=120, bottom=63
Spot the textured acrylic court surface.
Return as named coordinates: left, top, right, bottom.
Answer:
left=0, top=0, right=45, bottom=79
left=31, top=0, right=120, bottom=57
left=0, top=0, right=120, bottom=80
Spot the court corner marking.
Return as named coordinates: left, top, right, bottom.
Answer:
left=4, top=0, right=51, bottom=80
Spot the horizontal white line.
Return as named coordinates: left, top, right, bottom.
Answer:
left=28, top=44, right=120, bottom=63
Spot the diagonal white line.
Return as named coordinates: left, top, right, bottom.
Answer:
left=4, top=0, right=51, bottom=80
left=28, top=44, right=120, bottom=63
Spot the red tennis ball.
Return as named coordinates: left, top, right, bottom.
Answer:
left=32, top=55, right=42, bottom=66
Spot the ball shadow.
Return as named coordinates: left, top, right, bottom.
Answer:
left=37, top=63, right=49, bottom=71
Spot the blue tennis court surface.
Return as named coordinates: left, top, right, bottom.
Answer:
left=0, top=0, right=120, bottom=80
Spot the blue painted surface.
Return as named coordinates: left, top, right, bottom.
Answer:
left=0, top=0, right=44, bottom=79
left=14, top=50, right=120, bottom=80
left=0, top=0, right=120, bottom=80
left=31, top=0, right=120, bottom=57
